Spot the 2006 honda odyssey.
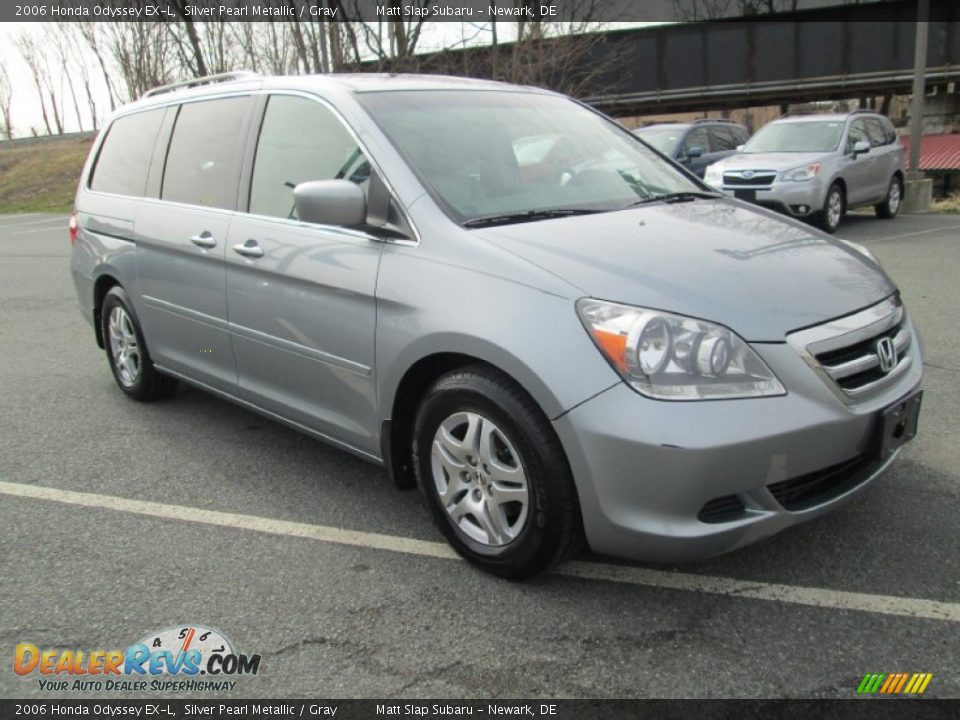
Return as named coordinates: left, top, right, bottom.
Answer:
left=71, top=73, right=923, bottom=578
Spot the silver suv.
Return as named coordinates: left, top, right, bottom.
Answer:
left=70, top=74, right=922, bottom=578
left=703, top=112, right=905, bottom=233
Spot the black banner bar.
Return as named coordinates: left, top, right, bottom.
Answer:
left=2, top=0, right=922, bottom=24
left=2, top=700, right=958, bottom=720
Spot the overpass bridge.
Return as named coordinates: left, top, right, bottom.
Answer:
left=577, top=0, right=959, bottom=117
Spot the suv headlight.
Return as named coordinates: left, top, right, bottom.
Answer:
left=703, top=164, right=723, bottom=188
left=781, top=163, right=821, bottom=182
left=577, top=299, right=786, bottom=400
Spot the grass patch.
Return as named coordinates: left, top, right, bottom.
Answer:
left=0, top=136, right=93, bottom=213
left=931, top=192, right=960, bottom=214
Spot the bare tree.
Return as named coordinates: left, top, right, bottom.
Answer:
left=101, top=20, right=175, bottom=101
left=16, top=30, right=64, bottom=135
left=77, top=22, right=121, bottom=113
left=0, top=62, right=13, bottom=141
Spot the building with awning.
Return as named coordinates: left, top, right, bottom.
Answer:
left=899, top=133, right=960, bottom=196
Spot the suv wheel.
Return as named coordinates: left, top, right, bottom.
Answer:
left=101, top=286, right=178, bottom=401
left=412, top=365, right=582, bottom=579
left=818, top=182, right=845, bottom=234
left=875, top=175, right=903, bottom=219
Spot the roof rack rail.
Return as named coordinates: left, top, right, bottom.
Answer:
left=142, top=71, right=260, bottom=99
left=693, top=118, right=739, bottom=125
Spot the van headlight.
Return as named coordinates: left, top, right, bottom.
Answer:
left=577, top=299, right=786, bottom=400
left=781, top=163, right=821, bottom=182
left=703, top=164, right=723, bottom=188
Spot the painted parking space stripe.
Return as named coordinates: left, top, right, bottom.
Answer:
left=0, top=215, right=67, bottom=229
left=2, top=479, right=959, bottom=623
left=860, top=222, right=960, bottom=243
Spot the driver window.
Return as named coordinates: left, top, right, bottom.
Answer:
left=682, top=127, right=710, bottom=156
left=249, top=95, right=370, bottom=220
left=846, top=120, right=868, bottom=153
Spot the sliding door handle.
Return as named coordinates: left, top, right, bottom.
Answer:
left=189, top=231, right=216, bottom=249
left=232, top=239, right=264, bottom=259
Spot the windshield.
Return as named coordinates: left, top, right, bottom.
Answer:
left=742, top=120, right=844, bottom=153
left=634, top=127, right=684, bottom=155
left=359, top=91, right=702, bottom=224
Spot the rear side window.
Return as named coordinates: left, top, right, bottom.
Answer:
left=89, top=109, right=164, bottom=196
left=161, top=97, right=249, bottom=209
left=249, top=95, right=369, bottom=221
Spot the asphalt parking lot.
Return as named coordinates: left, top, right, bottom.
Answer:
left=1, top=209, right=958, bottom=699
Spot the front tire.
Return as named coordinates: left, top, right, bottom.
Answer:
left=412, top=366, right=582, bottom=579
left=101, top=286, right=177, bottom=401
left=875, top=175, right=903, bottom=219
left=817, top=182, right=845, bottom=234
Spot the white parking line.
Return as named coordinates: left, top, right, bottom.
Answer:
left=5, top=225, right=70, bottom=236
left=0, top=216, right=67, bottom=229
left=861, top=223, right=960, bottom=243
left=2, top=479, right=959, bottom=623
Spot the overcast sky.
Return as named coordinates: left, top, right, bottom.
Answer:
left=0, top=21, right=660, bottom=138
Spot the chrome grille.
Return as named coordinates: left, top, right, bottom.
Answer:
left=787, top=297, right=913, bottom=399
left=723, top=171, right=776, bottom=187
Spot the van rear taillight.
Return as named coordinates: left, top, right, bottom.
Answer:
left=68, top=213, right=78, bottom=245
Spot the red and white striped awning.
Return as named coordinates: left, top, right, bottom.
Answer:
left=899, top=133, right=960, bottom=171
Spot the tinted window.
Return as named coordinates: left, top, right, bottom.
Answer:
left=865, top=118, right=888, bottom=146
left=682, top=126, right=711, bottom=155
left=733, top=126, right=750, bottom=145
left=161, top=97, right=249, bottom=209
left=249, top=95, right=369, bottom=220
left=90, top=109, right=164, bottom=196
left=708, top=125, right=739, bottom=151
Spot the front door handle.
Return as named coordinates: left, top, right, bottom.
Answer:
left=232, top=239, right=264, bottom=259
left=190, top=231, right=216, bottom=249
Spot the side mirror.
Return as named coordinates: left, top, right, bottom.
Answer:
left=293, top=180, right=366, bottom=227
left=735, top=144, right=745, bottom=152
left=852, top=140, right=871, bottom=156
left=686, top=145, right=703, bottom=159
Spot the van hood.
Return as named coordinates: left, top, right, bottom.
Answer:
left=712, top=151, right=829, bottom=173
left=475, top=198, right=894, bottom=341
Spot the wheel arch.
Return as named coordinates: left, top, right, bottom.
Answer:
left=92, top=273, right=122, bottom=348
left=380, top=344, right=571, bottom=490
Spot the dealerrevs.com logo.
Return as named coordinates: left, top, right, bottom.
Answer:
left=14, top=625, right=261, bottom=693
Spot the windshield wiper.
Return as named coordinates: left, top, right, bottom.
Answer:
left=462, top=208, right=602, bottom=229
left=624, top=191, right=723, bottom=209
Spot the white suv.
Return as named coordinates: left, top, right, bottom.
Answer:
left=704, top=112, right=905, bottom=233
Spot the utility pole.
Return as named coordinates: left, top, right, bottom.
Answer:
left=908, top=0, right=929, bottom=174
left=903, top=0, right=933, bottom=213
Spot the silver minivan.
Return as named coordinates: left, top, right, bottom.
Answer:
left=71, top=73, right=922, bottom=578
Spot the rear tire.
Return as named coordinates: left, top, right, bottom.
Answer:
left=817, top=182, right=845, bottom=234
left=412, top=365, right=582, bottom=579
left=875, top=175, right=903, bottom=219
left=101, top=286, right=178, bottom=401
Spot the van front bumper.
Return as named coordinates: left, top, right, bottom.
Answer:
left=553, top=335, right=922, bottom=563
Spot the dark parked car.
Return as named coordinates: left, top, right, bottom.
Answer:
left=635, top=119, right=750, bottom=178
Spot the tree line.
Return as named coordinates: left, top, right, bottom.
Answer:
left=0, top=0, right=622, bottom=140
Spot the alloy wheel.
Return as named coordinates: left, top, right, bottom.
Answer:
left=107, top=306, right=141, bottom=387
left=430, top=411, right=530, bottom=547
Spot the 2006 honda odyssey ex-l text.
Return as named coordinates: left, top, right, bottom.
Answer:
left=70, top=73, right=923, bottom=578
